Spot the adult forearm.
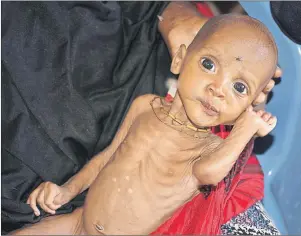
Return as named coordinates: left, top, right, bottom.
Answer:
left=158, top=2, right=208, bottom=58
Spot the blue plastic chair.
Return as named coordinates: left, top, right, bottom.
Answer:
left=240, top=2, right=301, bottom=235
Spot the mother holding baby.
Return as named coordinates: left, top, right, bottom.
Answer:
left=2, top=1, right=281, bottom=234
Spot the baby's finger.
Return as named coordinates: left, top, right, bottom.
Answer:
left=51, top=204, right=62, bottom=211
left=44, top=199, right=59, bottom=211
left=274, top=66, right=282, bottom=78
left=253, top=92, right=266, bottom=106
left=262, top=112, right=271, bottom=122
left=44, top=183, right=58, bottom=208
left=263, top=79, right=275, bottom=93
left=44, top=191, right=61, bottom=211
left=256, top=110, right=264, bottom=117
left=28, top=190, right=41, bottom=216
left=39, top=201, right=55, bottom=215
left=268, top=116, right=277, bottom=126
left=30, top=202, right=41, bottom=217
left=37, top=192, right=55, bottom=215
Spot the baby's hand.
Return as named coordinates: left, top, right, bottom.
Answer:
left=27, top=182, right=73, bottom=216
left=236, top=106, right=277, bottom=137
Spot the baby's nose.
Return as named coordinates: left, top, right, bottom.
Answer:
left=207, top=83, right=225, bottom=99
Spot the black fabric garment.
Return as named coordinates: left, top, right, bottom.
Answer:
left=270, top=1, right=301, bottom=44
left=1, top=1, right=170, bottom=233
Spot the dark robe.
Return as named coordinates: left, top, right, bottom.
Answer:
left=1, top=1, right=170, bottom=233
left=2, top=2, right=267, bottom=234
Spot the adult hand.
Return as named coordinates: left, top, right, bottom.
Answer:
left=158, top=2, right=208, bottom=58
left=253, top=67, right=282, bottom=108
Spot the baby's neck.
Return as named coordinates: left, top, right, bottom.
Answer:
left=168, top=94, right=191, bottom=125
left=156, top=94, right=211, bottom=139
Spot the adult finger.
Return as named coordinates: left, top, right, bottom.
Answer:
left=263, top=79, right=275, bottom=94
left=274, top=66, right=282, bottom=78
left=253, top=92, right=266, bottom=106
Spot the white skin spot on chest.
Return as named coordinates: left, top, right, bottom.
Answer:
left=112, top=177, right=117, bottom=182
left=117, top=188, right=121, bottom=192
left=128, top=188, right=133, bottom=194
left=125, top=176, right=130, bottom=181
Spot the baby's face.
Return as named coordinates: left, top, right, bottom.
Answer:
left=177, top=25, right=276, bottom=127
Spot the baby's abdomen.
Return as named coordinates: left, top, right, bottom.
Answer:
left=81, top=159, right=157, bottom=235
left=82, top=162, right=198, bottom=234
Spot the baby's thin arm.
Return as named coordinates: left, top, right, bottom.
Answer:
left=193, top=107, right=276, bottom=186
left=62, top=94, right=156, bottom=198
left=193, top=124, right=255, bottom=186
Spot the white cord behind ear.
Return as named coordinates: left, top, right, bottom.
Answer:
left=165, top=77, right=178, bottom=98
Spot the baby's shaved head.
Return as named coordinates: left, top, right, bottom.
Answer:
left=187, top=14, right=278, bottom=88
left=190, top=14, right=277, bottom=52
left=195, top=14, right=276, bottom=51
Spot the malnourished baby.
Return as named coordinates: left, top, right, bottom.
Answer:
left=13, top=14, right=278, bottom=235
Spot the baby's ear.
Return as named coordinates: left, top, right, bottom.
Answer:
left=170, top=44, right=187, bottom=75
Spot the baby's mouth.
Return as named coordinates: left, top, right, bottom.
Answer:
left=199, top=99, right=219, bottom=116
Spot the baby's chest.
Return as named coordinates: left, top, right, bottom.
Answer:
left=146, top=172, right=200, bottom=212
left=138, top=152, right=199, bottom=199
left=129, top=114, right=201, bottom=155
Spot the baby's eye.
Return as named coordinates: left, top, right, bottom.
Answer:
left=200, top=58, right=215, bottom=72
left=234, top=82, right=247, bottom=95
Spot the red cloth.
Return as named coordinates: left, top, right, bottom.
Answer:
left=152, top=91, right=264, bottom=234
left=195, top=2, right=215, bottom=18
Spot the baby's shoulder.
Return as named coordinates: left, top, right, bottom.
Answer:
left=130, top=94, right=163, bottom=118
left=133, top=94, right=162, bottom=107
left=132, top=94, right=156, bottom=109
